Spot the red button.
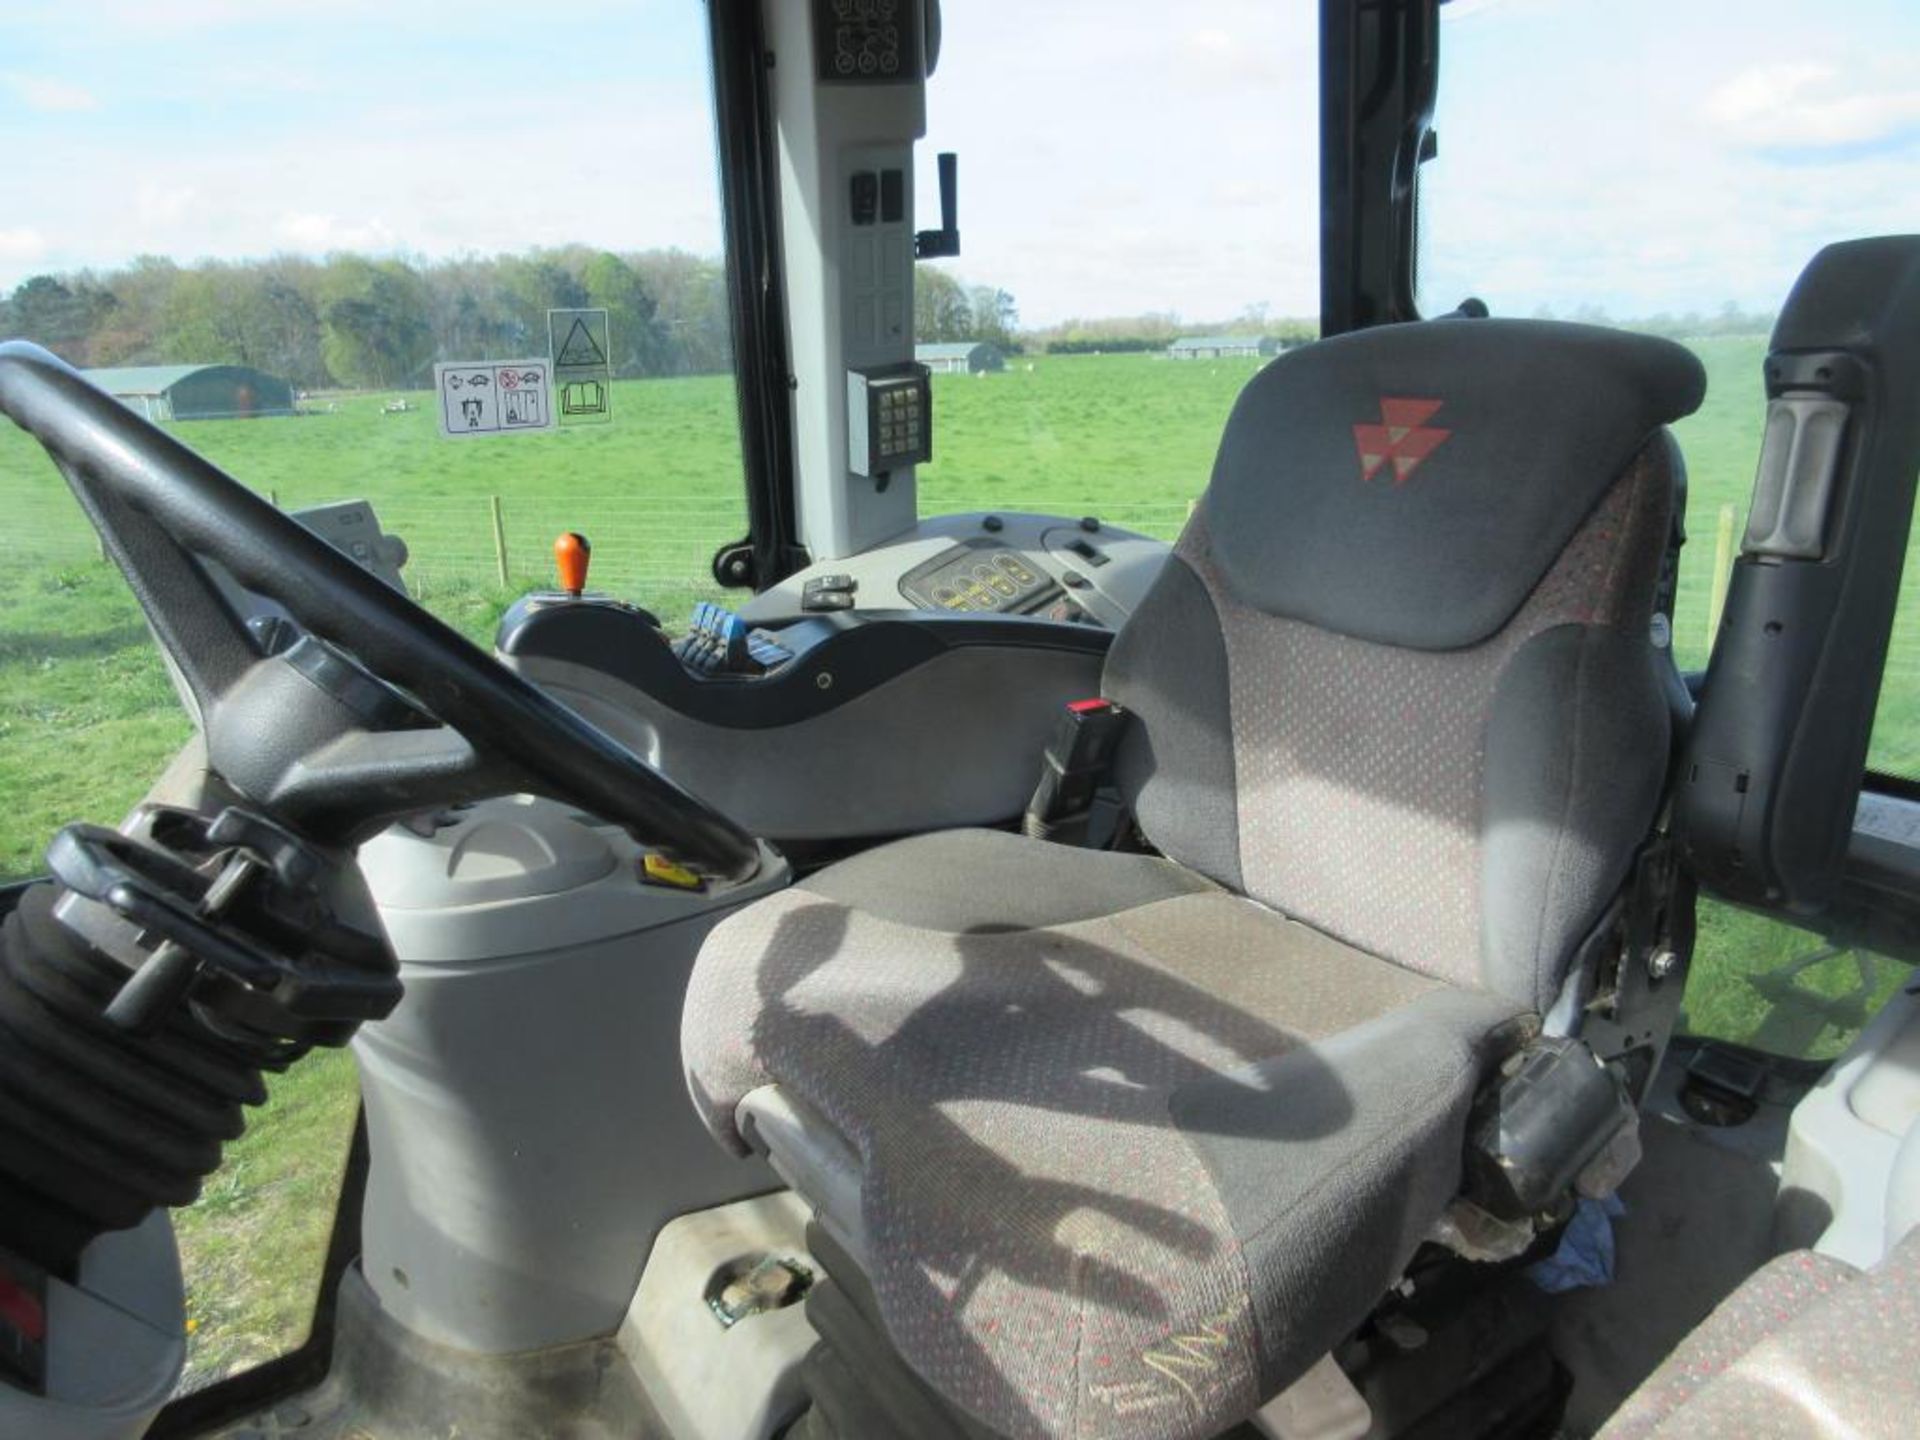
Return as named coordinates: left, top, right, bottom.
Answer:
left=0, top=1272, right=46, bottom=1344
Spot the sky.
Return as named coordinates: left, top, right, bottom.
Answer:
left=2, top=0, right=1917, bottom=328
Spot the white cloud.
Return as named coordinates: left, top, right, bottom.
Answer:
left=275, top=213, right=400, bottom=252
left=5, top=73, right=98, bottom=112
left=1443, top=0, right=1551, bottom=19
left=0, top=228, right=50, bottom=264
left=1177, top=28, right=1282, bottom=89
left=1705, top=62, right=1920, bottom=150
left=137, top=181, right=197, bottom=226
left=1213, top=181, right=1285, bottom=210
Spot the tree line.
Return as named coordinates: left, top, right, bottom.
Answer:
left=1528, top=300, right=1777, bottom=341
left=914, top=267, right=1021, bottom=349
left=2, top=247, right=1776, bottom=390
left=1026, top=305, right=1319, bottom=355
left=0, top=248, right=735, bottom=391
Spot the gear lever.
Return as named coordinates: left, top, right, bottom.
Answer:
left=554, top=531, right=591, bottom=597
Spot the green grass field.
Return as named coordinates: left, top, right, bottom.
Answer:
left=1, top=341, right=1914, bottom=1384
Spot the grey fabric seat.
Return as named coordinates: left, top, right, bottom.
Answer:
left=1598, top=1230, right=1920, bottom=1439
left=683, top=319, right=1707, bottom=1440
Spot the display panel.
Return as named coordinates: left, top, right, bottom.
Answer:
left=900, top=539, right=1062, bottom=614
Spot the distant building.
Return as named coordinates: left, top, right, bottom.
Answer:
left=1167, top=335, right=1285, bottom=361
left=83, top=364, right=297, bottom=421
left=916, top=341, right=1006, bottom=375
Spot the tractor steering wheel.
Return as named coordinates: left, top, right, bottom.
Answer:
left=0, top=341, right=760, bottom=880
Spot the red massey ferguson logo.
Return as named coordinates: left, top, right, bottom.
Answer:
left=1353, top=397, right=1451, bottom=483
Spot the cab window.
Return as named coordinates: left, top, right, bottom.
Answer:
left=910, top=2, right=1318, bottom=538
left=1421, top=0, right=1920, bottom=1059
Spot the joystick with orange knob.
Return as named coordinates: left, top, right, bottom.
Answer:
left=554, top=532, right=591, bottom=598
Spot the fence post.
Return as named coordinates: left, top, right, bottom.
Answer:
left=1706, top=502, right=1738, bottom=651
left=268, top=489, right=279, bottom=509
left=489, top=495, right=510, bottom=589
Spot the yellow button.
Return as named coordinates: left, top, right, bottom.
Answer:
left=641, top=853, right=706, bottom=891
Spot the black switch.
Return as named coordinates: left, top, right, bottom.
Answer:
left=850, top=171, right=879, bottom=226
left=802, top=588, right=857, bottom=613
left=880, top=169, right=905, bottom=224
left=1066, top=538, right=1110, bottom=567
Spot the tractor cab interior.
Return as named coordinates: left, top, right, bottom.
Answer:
left=2, top=3, right=1919, bottom=1440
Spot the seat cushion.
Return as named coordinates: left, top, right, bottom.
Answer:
left=1598, top=1249, right=1859, bottom=1440
left=1599, top=1231, right=1920, bottom=1439
left=683, top=829, right=1528, bottom=1440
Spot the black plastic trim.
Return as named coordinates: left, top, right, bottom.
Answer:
left=1320, top=0, right=1440, bottom=336
left=1864, top=769, right=1920, bottom=804
left=1675, top=237, right=1920, bottom=914
left=0, top=881, right=32, bottom=922
left=497, top=601, right=1112, bottom=731
left=708, top=0, right=807, bottom=591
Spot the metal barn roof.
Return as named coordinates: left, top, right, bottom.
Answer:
left=915, top=342, right=999, bottom=359
left=82, top=364, right=229, bottom=395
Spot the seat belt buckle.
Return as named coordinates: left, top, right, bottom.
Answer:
left=1024, top=699, right=1130, bottom=846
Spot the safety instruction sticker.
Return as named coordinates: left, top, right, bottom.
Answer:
left=547, top=308, right=613, bottom=427
left=435, top=360, right=553, bottom=438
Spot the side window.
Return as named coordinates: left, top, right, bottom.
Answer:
left=0, top=0, right=739, bottom=1388
left=174, top=1055, right=360, bottom=1387
left=1421, top=0, right=1920, bottom=1060
left=1868, top=555, right=1919, bottom=783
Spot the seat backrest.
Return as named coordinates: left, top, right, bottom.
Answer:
left=1105, top=319, right=1706, bottom=1012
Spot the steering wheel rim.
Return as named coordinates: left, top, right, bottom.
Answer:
left=0, top=340, right=762, bottom=881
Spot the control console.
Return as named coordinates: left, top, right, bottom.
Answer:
left=675, top=602, right=795, bottom=677
left=492, top=523, right=1116, bottom=844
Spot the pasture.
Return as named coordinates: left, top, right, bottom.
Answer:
left=0, top=340, right=1913, bottom=1382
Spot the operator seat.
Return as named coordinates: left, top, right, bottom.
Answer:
left=683, top=319, right=1706, bottom=1440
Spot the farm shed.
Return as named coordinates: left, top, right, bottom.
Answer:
left=915, top=341, right=1006, bottom=375
left=83, top=364, right=297, bottom=421
left=1167, top=334, right=1283, bottom=360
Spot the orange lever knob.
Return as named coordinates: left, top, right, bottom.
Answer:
left=555, top=532, right=591, bottom=597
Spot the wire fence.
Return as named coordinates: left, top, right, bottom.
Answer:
left=2, top=463, right=1912, bottom=769
left=0, top=465, right=1198, bottom=621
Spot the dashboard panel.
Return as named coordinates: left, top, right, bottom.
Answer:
left=738, top=510, right=1172, bottom=630
left=900, top=538, right=1062, bottom=616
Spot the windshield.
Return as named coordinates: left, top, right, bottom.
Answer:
left=0, top=0, right=739, bottom=1387
left=907, top=1, right=1319, bottom=535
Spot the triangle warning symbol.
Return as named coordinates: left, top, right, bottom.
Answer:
left=556, top=317, right=607, bottom=368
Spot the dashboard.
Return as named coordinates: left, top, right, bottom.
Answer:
left=738, top=510, right=1171, bottom=630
